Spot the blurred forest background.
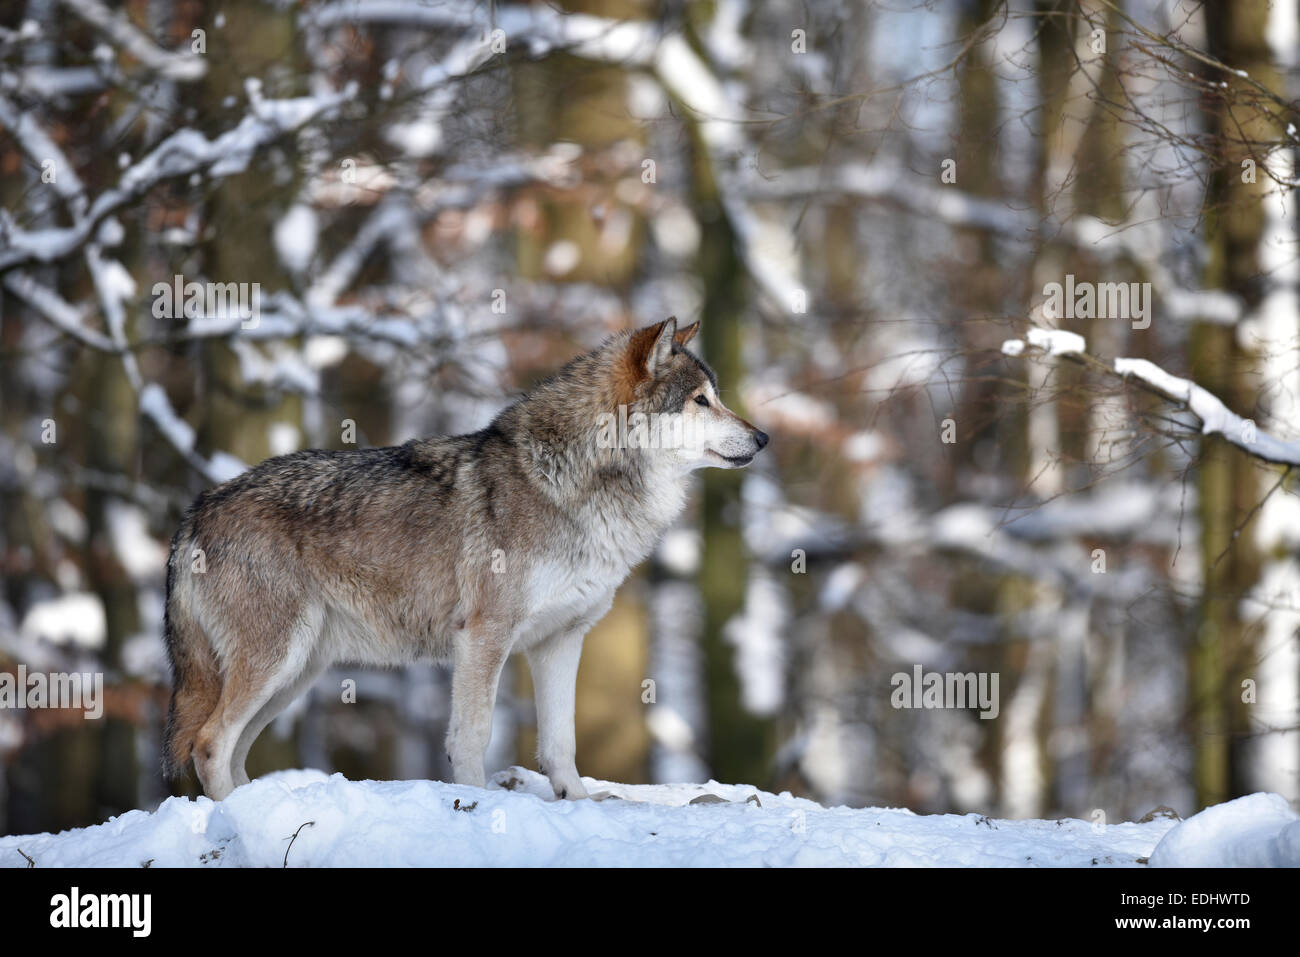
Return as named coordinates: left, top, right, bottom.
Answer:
left=3, top=0, right=1300, bottom=837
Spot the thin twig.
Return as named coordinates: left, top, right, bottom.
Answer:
left=283, top=821, right=315, bottom=868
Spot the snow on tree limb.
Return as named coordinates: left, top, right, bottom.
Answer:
left=1004, top=329, right=1300, bottom=467
left=307, top=0, right=660, bottom=63
left=138, top=384, right=247, bottom=485
left=304, top=1, right=806, bottom=311
left=2, top=271, right=115, bottom=351
left=57, top=0, right=206, bottom=81
left=1112, top=358, right=1300, bottom=466
left=1024, top=327, right=1086, bottom=357
left=0, top=95, right=87, bottom=215
left=0, top=83, right=357, bottom=272
left=745, top=162, right=1247, bottom=326
left=305, top=3, right=806, bottom=313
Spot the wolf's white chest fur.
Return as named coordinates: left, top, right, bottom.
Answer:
left=519, top=559, right=623, bottom=645
left=518, top=476, right=688, bottom=645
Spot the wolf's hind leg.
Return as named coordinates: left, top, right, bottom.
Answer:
left=446, top=629, right=509, bottom=789
left=525, top=626, right=589, bottom=800
left=228, top=651, right=329, bottom=789
left=195, top=608, right=319, bottom=800
left=195, top=668, right=285, bottom=801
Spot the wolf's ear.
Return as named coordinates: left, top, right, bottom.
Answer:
left=629, top=317, right=676, bottom=376
left=648, top=317, right=677, bottom=374
left=673, top=319, right=700, bottom=347
left=622, top=318, right=678, bottom=394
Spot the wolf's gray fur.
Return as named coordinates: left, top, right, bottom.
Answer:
left=163, top=317, right=768, bottom=800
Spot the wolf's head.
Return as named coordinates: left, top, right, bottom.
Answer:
left=608, top=317, right=769, bottom=471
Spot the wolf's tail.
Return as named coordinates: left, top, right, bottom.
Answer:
left=161, top=529, right=222, bottom=780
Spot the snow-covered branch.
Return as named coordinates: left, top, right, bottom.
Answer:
left=138, top=384, right=247, bottom=485
left=305, top=3, right=807, bottom=317
left=306, top=0, right=660, bottom=64
left=57, top=0, right=206, bottom=81
left=2, top=271, right=115, bottom=351
left=0, top=95, right=88, bottom=216
left=745, top=163, right=1245, bottom=326
left=0, top=82, right=357, bottom=272
left=1003, top=327, right=1300, bottom=466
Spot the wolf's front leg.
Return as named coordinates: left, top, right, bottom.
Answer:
left=446, top=634, right=508, bottom=788
left=526, top=627, right=588, bottom=800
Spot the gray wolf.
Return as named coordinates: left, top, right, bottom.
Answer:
left=162, top=317, right=768, bottom=800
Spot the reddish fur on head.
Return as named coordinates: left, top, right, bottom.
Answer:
left=614, top=317, right=701, bottom=405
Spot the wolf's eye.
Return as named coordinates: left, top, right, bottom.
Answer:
left=694, top=395, right=709, bottom=407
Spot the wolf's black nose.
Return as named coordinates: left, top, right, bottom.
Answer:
left=755, top=430, right=769, bottom=450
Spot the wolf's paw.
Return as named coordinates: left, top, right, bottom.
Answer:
left=548, top=768, right=588, bottom=801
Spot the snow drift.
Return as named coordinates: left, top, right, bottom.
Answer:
left=1, top=769, right=1294, bottom=867
left=1147, top=792, right=1300, bottom=867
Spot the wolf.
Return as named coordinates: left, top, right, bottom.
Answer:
left=163, top=317, right=768, bottom=801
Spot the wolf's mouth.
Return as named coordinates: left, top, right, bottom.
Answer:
left=708, top=450, right=754, bottom=467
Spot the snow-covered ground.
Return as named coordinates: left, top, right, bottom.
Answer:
left=2, top=769, right=1296, bottom=867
